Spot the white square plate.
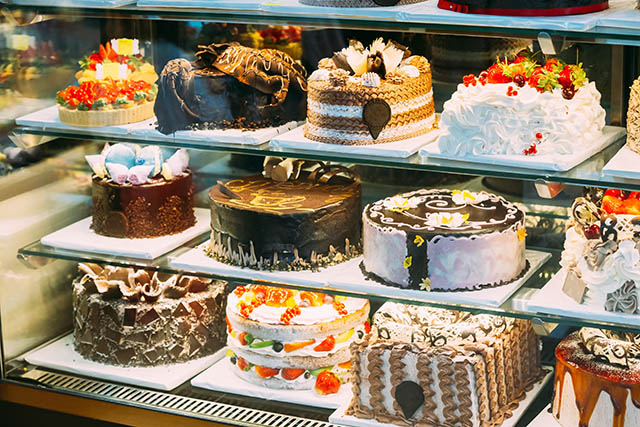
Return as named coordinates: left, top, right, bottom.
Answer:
left=420, top=126, right=625, bottom=172
left=137, top=0, right=263, bottom=9
left=260, top=0, right=406, bottom=20
left=527, top=268, right=640, bottom=327
left=528, top=404, right=559, bottom=426
left=329, top=370, right=553, bottom=427
left=325, top=250, right=550, bottom=307
left=40, top=208, right=210, bottom=260
left=602, top=145, right=640, bottom=179
left=596, top=0, right=639, bottom=29
left=270, top=125, right=441, bottom=159
left=24, top=334, right=225, bottom=391
left=191, top=350, right=352, bottom=409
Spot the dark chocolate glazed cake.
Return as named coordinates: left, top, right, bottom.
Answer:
left=363, top=189, right=527, bottom=291
left=155, top=43, right=307, bottom=135
left=208, top=165, right=361, bottom=270
left=72, top=263, right=227, bottom=367
left=437, top=0, right=608, bottom=16
left=92, top=172, right=195, bottom=238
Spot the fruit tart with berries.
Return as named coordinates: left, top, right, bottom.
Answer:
left=439, top=49, right=606, bottom=158
left=225, top=284, right=370, bottom=392
left=561, top=188, right=640, bottom=315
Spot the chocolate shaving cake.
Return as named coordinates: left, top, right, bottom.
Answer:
left=347, top=302, right=543, bottom=426
left=155, top=43, right=307, bottom=135
left=72, top=263, right=227, bottom=367
left=362, top=189, right=527, bottom=291
left=208, top=163, right=361, bottom=271
left=437, top=0, right=608, bottom=16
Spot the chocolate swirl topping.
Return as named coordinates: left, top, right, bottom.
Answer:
left=579, top=327, right=640, bottom=368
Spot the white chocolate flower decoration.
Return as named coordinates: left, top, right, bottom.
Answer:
left=361, top=72, right=381, bottom=87
left=382, top=195, right=420, bottom=213
left=427, top=212, right=469, bottom=228
left=398, top=65, right=420, bottom=78
left=451, top=190, right=489, bottom=205
left=309, top=69, right=330, bottom=81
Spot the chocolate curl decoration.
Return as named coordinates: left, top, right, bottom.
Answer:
left=119, top=280, right=142, bottom=302
left=163, top=274, right=189, bottom=299
left=94, top=279, right=123, bottom=299
left=180, top=276, right=212, bottom=293
left=263, top=157, right=304, bottom=182
left=216, top=180, right=240, bottom=199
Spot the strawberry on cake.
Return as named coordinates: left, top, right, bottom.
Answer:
left=225, top=285, right=370, bottom=394
left=438, top=50, right=605, bottom=157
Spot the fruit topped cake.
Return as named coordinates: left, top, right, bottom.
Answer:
left=305, top=38, right=436, bottom=145
left=438, top=50, right=605, bottom=157
left=86, top=143, right=195, bottom=239
left=554, top=328, right=640, bottom=427
left=437, top=0, right=608, bottom=16
left=57, top=39, right=158, bottom=127
left=362, top=189, right=528, bottom=291
left=225, top=284, right=370, bottom=393
left=155, top=43, right=307, bottom=135
left=561, top=188, right=640, bottom=315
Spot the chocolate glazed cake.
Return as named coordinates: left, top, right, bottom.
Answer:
left=437, top=0, right=608, bottom=16
left=155, top=43, right=307, bottom=135
left=363, top=189, right=528, bottom=291
left=208, top=165, right=361, bottom=270
left=73, top=263, right=228, bottom=367
left=91, top=171, right=195, bottom=238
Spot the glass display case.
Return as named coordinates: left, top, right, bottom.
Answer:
left=1, top=1, right=640, bottom=426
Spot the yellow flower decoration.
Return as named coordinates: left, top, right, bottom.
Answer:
left=414, top=235, right=424, bottom=247
left=462, top=213, right=470, bottom=223
left=517, top=228, right=527, bottom=241
left=420, top=277, right=431, bottom=291
left=404, top=256, right=412, bottom=269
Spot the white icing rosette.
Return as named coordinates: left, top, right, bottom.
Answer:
left=561, top=226, right=588, bottom=271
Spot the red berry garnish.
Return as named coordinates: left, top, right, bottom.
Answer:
left=255, top=366, right=279, bottom=378
left=583, top=224, right=600, bottom=240
left=523, top=144, right=538, bottom=156
left=364, top=321, right=371, bottom=334
left=281, top=368, right=305, bottom=380
left=315, top=371, right=341, bottom=395
left=514, top=74, right=525, bottom=87
left=562, top=86, right=575, bottom=100
left=238, top=332, right=248, bottom=346
left=237, top=357, right=250, bottom=371
left=604, top=189, right=621, bottom=198
left=536, top=132, right=543, bottom=139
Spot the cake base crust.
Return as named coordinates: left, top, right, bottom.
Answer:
left=58, top=101, right=154, bottom=127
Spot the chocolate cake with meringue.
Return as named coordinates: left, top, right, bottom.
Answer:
left=305, top=38, right=436, bottom=145
left=225, top=284, right=369, bottom=393
left=347, top=302, right=543, bottom=426
left=72, top=263, right=227, bottom=366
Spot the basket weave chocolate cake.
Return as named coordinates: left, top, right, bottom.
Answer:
left=73, top=263, right=227, bottom=367
left=155, top=43, right=307, bottom=135
left=208, top=162, right=361, bottom=270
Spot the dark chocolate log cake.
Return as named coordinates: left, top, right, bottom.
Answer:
left=437, top=0, right=608, bottom=16
left=73, top=263, right=227, bottom=367
left=155, top=43, right=307, bottom=135
left=208, top=163, right=361, bottom=270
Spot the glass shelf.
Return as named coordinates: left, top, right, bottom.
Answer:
left=15, top=124, right=640, bottom=191
left=17, top=239, right=640, bottom=334
left=5, top=3, right=640, bottom=46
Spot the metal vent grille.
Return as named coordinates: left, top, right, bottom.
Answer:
left=20, top=369, right=339, bottom=427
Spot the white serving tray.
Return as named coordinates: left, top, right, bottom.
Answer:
left=137, top=0, right=263, bottom=9
left=5, top=0, right=134, bottom=6
left=420, top=126, right=625, bottom=172
left=129, top=119, right=299, bottom=146
left=169, top=241, right=342, bottom=288
left=171, top=243, right=549, bottom=308
left=259, top=0, right=406, bottom=20
left=24, top=334, right=225, bottom=391
left=325, top=249, right=550, bottom=307
left=270, top=125, right=441, bottom=159
left=191, top=351, right=352, bottom=409
left=529, top=405, right=559, bottom=427
left=40, top=208, right=210, bottom=260
left=596, top=0, right=639, bottom=29
left=602, top=145, right=640, bottom=179
left=329, top=369, right=553, bottom=427
left=527, top=268, right=640, bottom=327
left=399, top=0, right=605, bottom=30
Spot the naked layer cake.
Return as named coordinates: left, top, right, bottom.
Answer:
left=208, top=162, right=361, bottom=270
left=87, top=143, right=195, bottom=238
left=155, top=43, right=307, bottom=135
left=73, top=263, right=227, bottom=366
left=226, top=284, right=370, bottom=393
left=438, top=50, right=605, bottom=157
left=560, top=189, right=640, bottom=315
left=554, top=328, right=640, bottom=427
left=438, top=0, right=608, bottom=16
left=305, top=38, right=436, bottom=145
left=347, top=302, right=542, bottom=425
left=362, top=189, right=527, bottom=291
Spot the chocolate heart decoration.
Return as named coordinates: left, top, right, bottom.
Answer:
left=363, top=99, right=391, bottom=140
left=394, top=380, right=424, bottom=419
left=373, top=0, right=401, bottom=5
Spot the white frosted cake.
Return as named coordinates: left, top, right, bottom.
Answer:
left=362, top=189, right=527, bottom=291
left=347, top=302, right=543, bottom=426
left=225, top=285, right=370, bottom=394
left=438, top=51, right=605, bottom=157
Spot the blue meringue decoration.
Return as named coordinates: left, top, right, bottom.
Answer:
left=104, top=144, right=136, bottom=169
left=106, top=162, right=129, bottom=185
left=87, top=143, right=189, bottom=185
